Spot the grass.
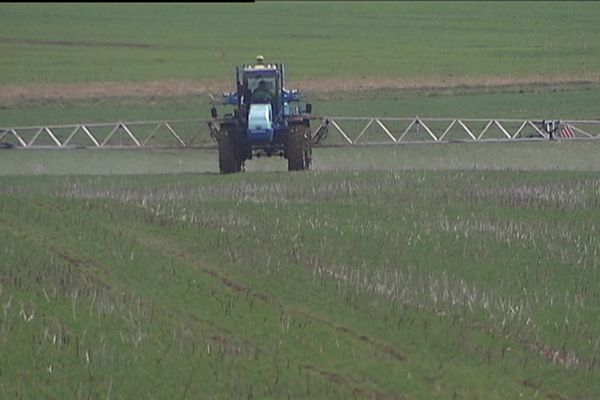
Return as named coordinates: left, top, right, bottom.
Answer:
left=1, top=165, right=600, bottom=398
left=2, top=2, right=600, bottom=398
left=2, top=1, right=600, bottom=133
left=1, top=2, right=600, bottom=85
left=2, top=84, right=600, bottom=128
left=2, top=139, right=600, bottom=176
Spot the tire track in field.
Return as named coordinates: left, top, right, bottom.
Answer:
left=0, top=212, right=254, bottom=361
left=5, top=199, right=400, bottom=399
left=28, top=194, right=410, bottom=366
left=0, top=215, right=112, bottom=291
left=108, top=217, right=409, bottom=363
left=520, top=379, right=572, bottom=400
left=101, top=203, right=577, bottom=400
left=71, top=202, right=409, bottom=393
left=16, top=197, right=576, bottom=399
left=301, top=364, right=405, bottom=400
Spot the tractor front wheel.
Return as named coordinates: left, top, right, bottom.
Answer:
left=218, top=126, right=243, bottom=174
left=287, top=124, right=312, bottom=171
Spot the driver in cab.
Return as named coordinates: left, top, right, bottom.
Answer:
left=252, top=80, right=274, bottom=104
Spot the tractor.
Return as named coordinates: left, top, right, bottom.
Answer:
left=209, top=56, right=313, bottom=173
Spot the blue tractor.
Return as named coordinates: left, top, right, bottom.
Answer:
left=209, top=56, right=313, bottom=173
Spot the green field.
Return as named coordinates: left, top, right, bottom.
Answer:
left=2, top=1, right=600, bottom=127
left=1, top=2, right=600, bottom=84
left=2, top=2, right=600, bottom=399
left=2, top=142, right=600, bottom=176
left=2, top=84, right=600, bottom=128
left=2, top=155, right=600, bottom=398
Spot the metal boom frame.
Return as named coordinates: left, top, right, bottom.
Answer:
left=1, top=117, right=599, bottom=149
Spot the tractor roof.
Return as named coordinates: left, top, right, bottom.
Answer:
left=242, top=63, right=278, bottom=72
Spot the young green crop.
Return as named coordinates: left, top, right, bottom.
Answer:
left=1, top=2, right=600, bottom=84
left=2, top=164, right=600, bottom=398
left=2, top=2, right=600, bottom=397
left=2, top=85, right=600, bottom=127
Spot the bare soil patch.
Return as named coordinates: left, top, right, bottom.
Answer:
left=298, top=73, right=600, bottom=95
left=0, top=80, right=211, bottom=106
left=1, top=74, right=599, bottom=106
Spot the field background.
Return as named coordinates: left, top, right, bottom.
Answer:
left=2, top=2, right=600, bottom=85
left=2, top=2, right=600, bottom=399
left=2, top=1, right=600, bottom=125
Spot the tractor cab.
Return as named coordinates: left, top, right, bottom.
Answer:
left=244, top=69, right=278, bottom=105
left=236, top=58, right=285, bottom=142
left=221, top=56, right=303, bottom=125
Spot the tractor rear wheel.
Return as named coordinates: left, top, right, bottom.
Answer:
left=287, top=124, right=311, bottom=171
left=218, top=126, right=243, bottom=173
